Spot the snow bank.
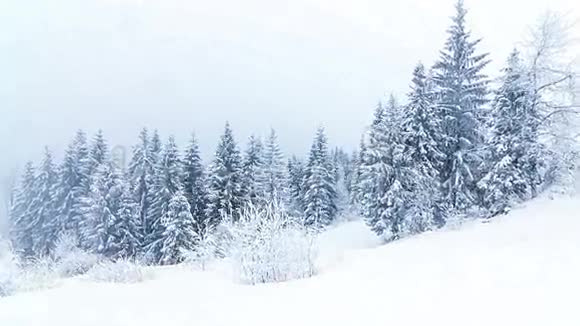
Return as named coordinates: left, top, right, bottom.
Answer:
left=1, top=196, right=579, bottom=326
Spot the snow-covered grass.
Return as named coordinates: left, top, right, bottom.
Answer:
left=84, top=259, right=151, bottom=284
left=0, top=244, right=59, bottom=296
left=1, top=195, right=580, bottom=325
left=0, top=241, right=18, bottom=297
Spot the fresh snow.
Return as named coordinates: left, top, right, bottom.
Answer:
left=1, top=196, right=580, bottom=326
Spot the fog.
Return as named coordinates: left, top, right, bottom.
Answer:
left=0, top=0, right=577, bottom=229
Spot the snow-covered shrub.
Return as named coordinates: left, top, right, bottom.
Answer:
left=85, top=259, right=149, bottom=284
left=52, top=232, right=101, bottom=277
left=0, top=241, right=19, bottom=297
left=182, top=223, right=220, bottom=271
left=223, top=203, right=317, bottom=285
left=13, top=257, right=59, bottom=293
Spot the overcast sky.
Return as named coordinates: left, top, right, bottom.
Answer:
left=0, top=0, right=578, bottom=225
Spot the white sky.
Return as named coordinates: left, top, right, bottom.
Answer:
left=0, top=0, right=578, bottom=224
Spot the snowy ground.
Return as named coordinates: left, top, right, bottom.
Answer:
left=1, top=196, right=580, bottom=326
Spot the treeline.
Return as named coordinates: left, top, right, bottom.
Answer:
left=8, top=1, right=578, bottom=264
left=9, top=125, right=348, bottom=264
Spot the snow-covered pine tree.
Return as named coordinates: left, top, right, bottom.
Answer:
left=359, top=103, right=411, bottom=240
left=145, top=136, right=183, bottom=263
left=29, top=147, right=59, bottom=257
left=478, top=50, right=541, bottom=216
left=111, top=181, right=142, bottom=260
left=87, top=130, right=110, bottom=180
left=261, top=129, right=288, bottom=205
left=54, top=130, right=92, bottom=240
left=9, top=162, right=36, bottom=257
left=331, top=147, right=353, bottom=212
left=349, top=137, right=366, bottom=209
left=241, top=135, right=265, bottom=206
left=143, top=129, right=163, bottom=243
left=206, top=122, right=245, bottom=225
left=159, top=191, right=198, bottom=265
left=79, top=162, right=123, bottom=256
left=385, top=94, right=402, bottom=132
left=287, top=155, right=305, bottom=215
left=400, top=63, right=446, bottom=231
left=127, top=128, right=155, bottom=244
left=182, top=134, right=210, bottom=235
left=302, top=127, right=337, bottom=227
left=432, top=0, right=490, bottom=211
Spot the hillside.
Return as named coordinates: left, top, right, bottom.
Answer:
left=1, top=196, right=579, bottom=326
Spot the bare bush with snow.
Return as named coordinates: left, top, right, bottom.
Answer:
left=222, top=203, right=317, bottom=285
left=52, top=233, right=101, bottom=278
left=0, top=241, right=18, bottom=297
left=182, top=223, right=220, bottom=271
left=85, top=259, right=150, bottom=284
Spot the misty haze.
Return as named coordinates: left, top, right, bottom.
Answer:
left=1, top=0, right=579, bottom=325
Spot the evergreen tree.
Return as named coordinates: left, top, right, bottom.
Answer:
left=182, top=134, right=210, bottom=234
left=206, top=123, right=245, bottom=225
left=241, top=135, right=265, bottom=206
left=478, top=50, right=541, bottom=215
left=9, top=162, right=36, bottom=257
left=400, top=63, right=446, bottom=230
left=432, top=0, right=490, bottom=210
left=331, top=147, right=353, bottom=211
left=287, top=155, right=305, bottom=215
left=144, top=136, right=182, bottom=262
left=261, top=129, right=288, bottom=204
left=350, top=137, right=366, bottom=208
left=79, top=163, right=123, bottom=256
left=159, top=191, right=198, bottom=265
left=127, top=128, right=155, bottom=240
left=359, top=107, right=411, bottom=240
left=111, top=181, right=142, bottom=260
left=54, top=130, right=91, bottom=240
left=29, top=148, right=59, bottom=256
left=302, top=127, right=337, bottom=227
left=87, top=130, right=110, bottom=179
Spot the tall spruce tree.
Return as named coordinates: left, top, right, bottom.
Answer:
left=206, top=123, right=245, bottom=225
left=350, top=137, right=366, bottom=209
left=182, top=134, right=209, bottom=234
left=241, top=135, right=265, bottom=206
left=87, top=130, right=110, bottom=180
left=359, top=104, right=411, bottom=240
left=302, top=127, right=337, bottom=227
left=287, top=155, right=305, bottom=215
left=159, top=191, right=198, bottom=265
left=400, top=63, right=446, bottom=230
left=9, top=162, right=36, bottom=257
left=112, top=181, right=142, bottom=259
left=261, top=129, right=288, bottom=204
left=54, top=130, right=91, bottom=240
left=127, top=128, right=155, bottom=242
left=478, top=50, right=541, bottom=215
left=432, top=0, right=490, bottom=210
left=29, top=148, right=59, bottom=256
left=79, top=162, right=123, bottom=256
left=145, top=136, right=183, bottom=263
left=143, top=129, right=163, bottom=240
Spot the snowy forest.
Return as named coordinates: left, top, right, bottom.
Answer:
left=3, top=1, right=579, bottom=286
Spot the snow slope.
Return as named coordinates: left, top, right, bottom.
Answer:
left=1, top=196, right=580, bottom=326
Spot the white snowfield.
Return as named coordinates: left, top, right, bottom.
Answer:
left=1, top=196, right=579, bottom=326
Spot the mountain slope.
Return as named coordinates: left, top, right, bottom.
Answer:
left=1, top=196, right=579, bottom=326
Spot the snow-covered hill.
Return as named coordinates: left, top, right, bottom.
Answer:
left=1, top=196, right=579, bottom=326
